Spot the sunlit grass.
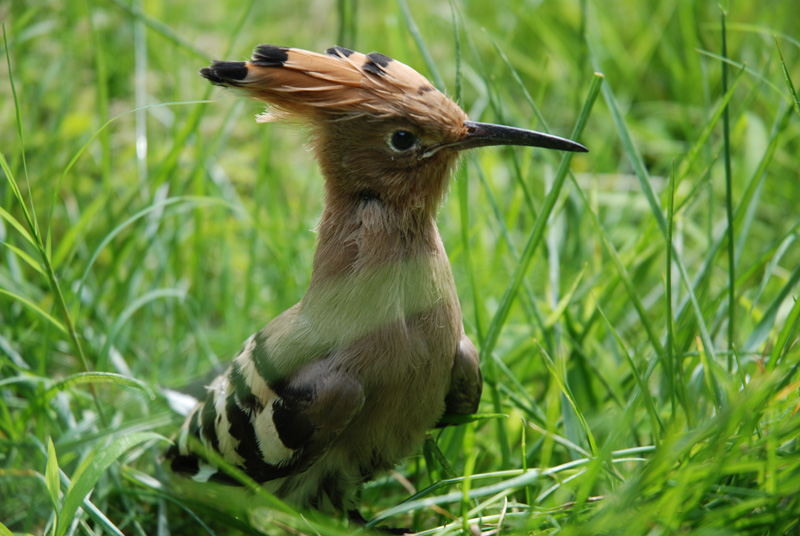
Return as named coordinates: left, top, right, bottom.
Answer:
left=2, top=1, right=800, bottom=534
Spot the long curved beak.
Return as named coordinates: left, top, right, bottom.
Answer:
left=457, top=121, right=588, bottom=153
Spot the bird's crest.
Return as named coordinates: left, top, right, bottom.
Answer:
left=201, top=45, right=465, bottom=127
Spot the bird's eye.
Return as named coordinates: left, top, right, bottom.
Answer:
left=388, top=130, right=418, bottom=152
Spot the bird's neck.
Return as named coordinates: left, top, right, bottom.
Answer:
left=291, top=192, right=458, bottom=356
left=310, top=192, right=443, bottom=283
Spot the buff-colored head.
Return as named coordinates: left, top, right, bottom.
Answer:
left=201, top=45, right=586, bottom=213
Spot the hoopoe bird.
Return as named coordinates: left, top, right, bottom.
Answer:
left=166, top=44, right=586, bottom=528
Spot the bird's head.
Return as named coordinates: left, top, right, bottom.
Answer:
left=201, top=45, right=586, bottom=215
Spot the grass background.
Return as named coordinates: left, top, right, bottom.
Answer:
left=2, top=0, right=800, bottom=534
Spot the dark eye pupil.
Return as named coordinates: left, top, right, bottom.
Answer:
left=390, top=130, right=417, bottom=151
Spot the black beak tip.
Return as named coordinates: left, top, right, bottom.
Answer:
left=461, top=121, right=588, bottom=154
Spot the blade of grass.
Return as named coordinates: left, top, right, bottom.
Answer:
left=749, top=233, right=795, bottom=315
left=1, top=240, right=46, bottom=276
left=666, top=161, right=691, bottom=423
left=56, top=432, right=168, bottom=536
left=108, top=0, right=209, bottom=60
left=3, top=26, right=37, bottom=238
left=696, top=48, right=787, bottom=102
left=0, top=206, right=36, bottom=248
left=733, top=101, right=792, bottom=256
left=46, top=437, right=61, bottom=513
left=674, top=67, right=744, bottom=190
left=0, top=288, right=67, bottom=334
left=537, top=342, right=599, bottom=456
left=720, top=9, right=736, bottom=367
left=774, top=35, right=800, bottom=117
left=595, top=302, right=663, bottom=438
left=46, top=372, right=156, bottom=401
left=96, top=287, right=187, bottom=371
left=743, top=262, right=800, bottom=353
left=397, top=0, right=445, bottom=91
left=544, top=264, right=586, bottom=328
left=767, top=296, right=800, bottom=372
left=76, top=195, right=240, bottom=312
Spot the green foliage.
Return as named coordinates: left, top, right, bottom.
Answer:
left=2, top=1, right=799, bottom=534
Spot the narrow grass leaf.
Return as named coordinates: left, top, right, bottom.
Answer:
left=108, top=0, right=208, bottom=59
left=424, top=437, right=457, bottom=480
left=749, top=234, right=795, bottom=314
left=537, top=342, right=599, bottom=456
left=52, top=194, right=107, bottom=269
left=774, top=37, right=800, bottom=117
left=544, top=264, right=586, bottom=327
left=666, top=162, right=676, bottom=410
left=733, top=102, right=792, bottom=239
left=77, top=196, right=239, bottom=308
left=97, top=288, right=187, bottom=370
left=449, top=0, right=462, bottom=102
left=768, top=296, right=800, bottom=372
left=3, top=25, right=36, bottom=236
left=46, top=437, right=60, bottom=511
left=595, top=303, right=663, bottom=437
left=397, top=0, right=445, bottom=91
left=487, top=34, right=548, bottom=128
left=1, top=239, right=45, bottom=276
left=744, top=262, right=800, bottom=353
left=371, top=468, right=543, bottom=525
left=0, top=288, right=67, bottom=334
left=697, top=336, right=724, bottom=410
left=436, top=413, right=506, bottom=426
left=720, top=10, right=736, bottom=363
left=675, top=67, right=745, bottom=186
left=46, top=372, right=156, bottom=400
left=696, top=49, right=785, bottom=99
left=56, top=432, right=167, bottom=536
left=456, top=164, right=486, bottom=345
left=0, top=204, right=36, bottom=248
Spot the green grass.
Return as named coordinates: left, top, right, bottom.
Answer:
left=2, top=0, right=800, bottom=534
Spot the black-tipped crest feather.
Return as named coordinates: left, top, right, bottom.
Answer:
left=200, top=61, right=249, bottom=86
left=252, top=45, right=289, bottom=66
left=326, top=46, right=355, bottom=58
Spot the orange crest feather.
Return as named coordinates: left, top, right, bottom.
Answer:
left=201, top=45, right=465, bottom=128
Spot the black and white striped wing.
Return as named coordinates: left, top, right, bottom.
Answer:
left=167, top=330, right=364, bottom=484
